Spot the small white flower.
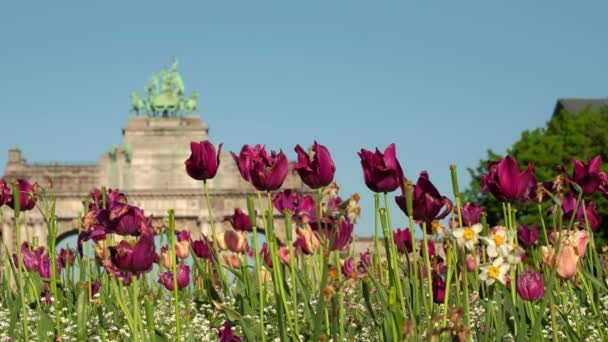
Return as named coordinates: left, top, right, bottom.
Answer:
left=452, top=223, right=483, bottom=250
left=482, top=226, right=511, bottom=258
left=479, top=257, right=510, bottom=285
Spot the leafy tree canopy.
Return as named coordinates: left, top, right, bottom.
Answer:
left=465, top=105, right=608, bottom=227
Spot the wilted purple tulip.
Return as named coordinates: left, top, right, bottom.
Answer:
left=59, top=248, right=76, bottom=268
left=231, top=144, right=289, bottom=191
left=158, top=263, right=190, bottom=291
left=13, top=242, right=43, bottom=272
left=450, top=202, right=484, bottom=228
left=273, top=189, right=302, bottom=213
left=432, top=273, right=446, bottom=304
left=358, top=144, right=404, bottom=193
left=342, top=257, right=356, bottom=278
left=294, top=141, right=336, bottom=189
left=218, top=321, right=242, bottom=342
left=185, top=141, right=222, bottom=181
left=328, top=218, right=354, bottom=251
left=562, top=192, right=601, bottom=230
left=192, top=239, right=213, bottom=261
left=107, top=204, right=149, bottom=236
left=0, top=179, right=10, bottom=206
left=357, top=250, right=372, bottom=274
left=481, top=156, right=536, bottom=202
left=6, top=179, right=37, bottom=211
left=558, top=156, right=607, bottom=195
left=109, top=231, right=156, bottom=273
left=517, top=225, right=539, bottom=248
left=517, top=269, right=544, bottom=301
left=77, top=225, right=107, bottom=256
left=87, top=188, right=127, bottom=211
left=395, top=171, right=452, bottom=230
left=393, top=228, right=413, bottom=254
left=230, top=208, right=253, bottom=231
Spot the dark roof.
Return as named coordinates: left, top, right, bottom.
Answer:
left=553, top=98, right=608, bottom=116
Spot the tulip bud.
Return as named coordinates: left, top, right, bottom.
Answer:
left=432, top=273, right=446, bottom=304
left=160, top=246, right=174, bottom=269
left=466, top=254, right=477, bottom=272
left=293, top=141, right=336, bottom=189
left=7, top=179, right=37, bottom=211
left=517, top=269, right=544, bottom=301
left=341, top=257, right=356, bottom=278
left=158, top=263, right=190, bottom=291
left=215, top=233, right=228, bottom=251
left=231, top=144, right=289, bottom=191
left=175, top=240, right=190, bottom=259
left=358, top=144, right=404, bottom=193
left=224, top=230, right=247, bottom=253
left=295, top=226, right=320, bottom=255
left=517, top=225, right=539, bottom=248
left=185, top=141, right=222, bottom=181
left=230, top=208, right=253, bottom=231
left=278, top=245, right=290, bottom=265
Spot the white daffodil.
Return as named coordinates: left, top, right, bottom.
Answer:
left=452, top=223, right=483, bottom=250
left=482, top=226, right=511, bottom=259
left=479, top=257, right=510, bottom=286
left=506, top=244, right=525, bottom=264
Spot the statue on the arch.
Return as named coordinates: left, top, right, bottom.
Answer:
left=130, top=57, right=199, bottom=117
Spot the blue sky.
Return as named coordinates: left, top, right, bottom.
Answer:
left=1, top=1, right=607, bottom=235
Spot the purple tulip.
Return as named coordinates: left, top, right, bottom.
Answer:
left=218, top=321, right=242, bottom=342
left=357, top=250, right=372, bottom=274
left=517, top=269, right=544, bottom=301
left=13, top=242, right=43, bottom=272
left=395, top=171, right=452, bottom=230
left=517, top=225, right=539, bottom=248
left=159, top=263, right=190, bottom=291
left=39, top=253, right=58, bottom=279
left=185, top=141, right=222, bottom=181
left=558, top=156, right=607, bottom=195
left=78, top=225, right=107, bottom=256
left=294, top=141, right=336, bottom=189
left=358, top=144, right=404, bottom=193
left=109, top=231, right=156, bottom=273
left=6, top=179, right=37, bottom=211
left=230, top=208, right=253, bottom=232
left=231, top=144, right=289, bottom=191
left=481, top=156, right=536, bottom=202
left=0, top=179, right=10, bottom=206
left=87, top=188, right=127, bottom=211
left=59, top=248, right=76, bottom=268
left=328, top=218, right=354, bottom=251
left=393, top=228, right=413, bottom=254
left=341, top=257, right=356, bottom=277
left=273, top=190, right=317, bottom=223
left=88, top=281, right=102, bottom=299
left=273, top=189, right=302, bottom=213
left=562, top=192, right=601, bottom=230
left=432, top=273, right=446, bottom=304
left=192, top=239, right=213, bottom=261
left=450, top=202, right=484, bottom=228
left=108, top=204, right=149, bottom=236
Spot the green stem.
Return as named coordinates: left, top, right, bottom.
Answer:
left=168, top=210, right=182, bottom=342
left=12, top=183, right=29, bottom=342
left=246, top=196, right=266, bottom=341
left=202, top=181, right=229, bottom=296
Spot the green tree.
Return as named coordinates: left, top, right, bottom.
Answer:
left=465, top=106, right=608, bottom=228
